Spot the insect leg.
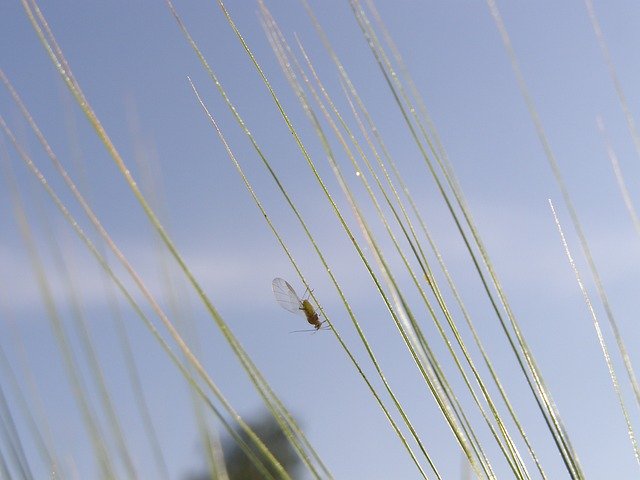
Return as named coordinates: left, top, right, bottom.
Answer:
left=301, top=285, right=312, bottom=299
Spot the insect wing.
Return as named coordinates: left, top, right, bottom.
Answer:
left=272, top=278, right=304, bottom=315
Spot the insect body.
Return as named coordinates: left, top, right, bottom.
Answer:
left=272, top=277, right=325, bottom=331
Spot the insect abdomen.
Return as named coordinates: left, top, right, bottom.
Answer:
left=301, top=300, right=320, bottom=328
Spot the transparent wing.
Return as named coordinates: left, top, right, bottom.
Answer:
left=272, top=278, right=304, bottom=315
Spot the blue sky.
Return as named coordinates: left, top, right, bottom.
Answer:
left=2, top=1, right=640, bottom=479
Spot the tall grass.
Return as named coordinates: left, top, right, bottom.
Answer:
left=1, top=0, right=639, bottom=478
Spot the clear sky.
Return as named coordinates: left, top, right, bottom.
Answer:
left=2, top=1, right=640, bottom=479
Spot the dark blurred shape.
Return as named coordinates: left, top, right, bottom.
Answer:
left=186, top=413, right=302, bottom=480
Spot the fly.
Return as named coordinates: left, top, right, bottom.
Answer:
left=272, top=277, right=327, bottom=332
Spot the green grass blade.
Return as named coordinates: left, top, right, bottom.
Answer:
left=550, top=199, right=640, bottom=468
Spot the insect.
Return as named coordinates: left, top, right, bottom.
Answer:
left=272, top=277, right=327, bottom=332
